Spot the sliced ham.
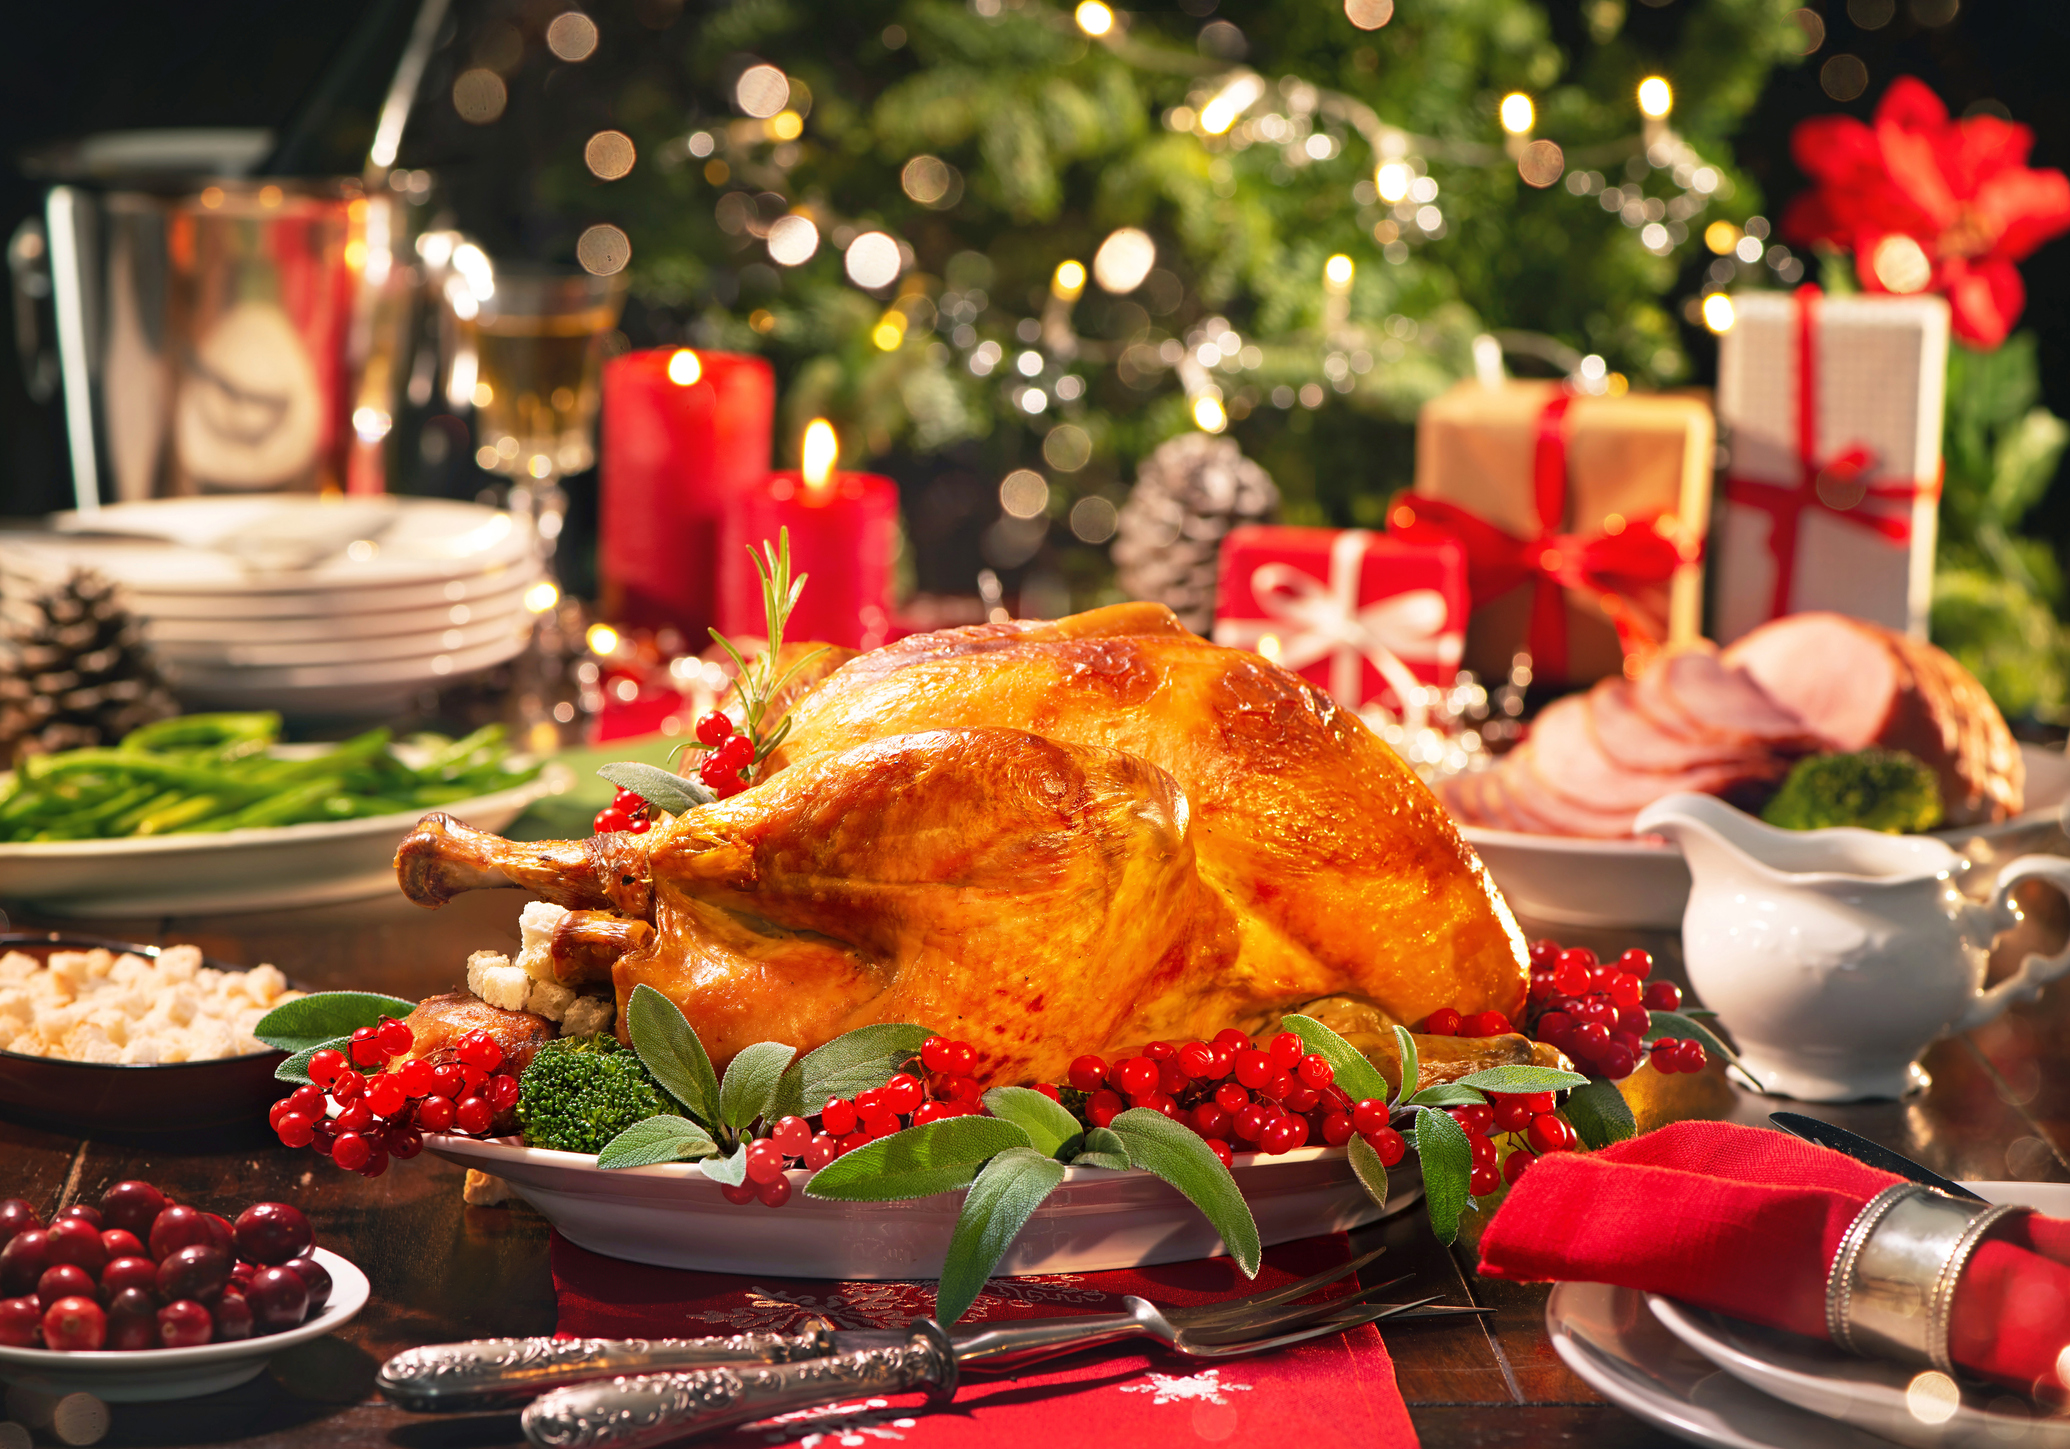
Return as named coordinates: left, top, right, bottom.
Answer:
left=1526, top=692, right=1783, bottom=813
left=1723, top=613, right=2022, bottom=826
left=1491, top=748, right=1638, bottom=838
left=1587, top=679, right=1755, bottom=774
left=1632, top=646, right=1819, bottom=748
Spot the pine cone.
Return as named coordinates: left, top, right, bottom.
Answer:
left=0, top=570, right=179, bottom=765
left=1111, top=433, right=1279, bottom=632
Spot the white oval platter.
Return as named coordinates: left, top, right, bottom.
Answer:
left=0, top=1247, right=368, bottom=1403
left=0, top=758, right=568, bottom=918
left=1462, top=742, right=2070, bottom=930
left=425, top=1134, right=1417, bottom=1280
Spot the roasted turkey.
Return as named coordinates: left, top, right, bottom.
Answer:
left=396, top=603, right=1528, bottom=1082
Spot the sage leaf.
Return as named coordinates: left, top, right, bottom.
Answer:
left=596, top=762, right=715, bottom=815
left=255, top=992, right=417, bottom=1055
left=1280, top=1014, right=1391, bottom=1104
left=598, top=1114, right=720, bottom=1169
left=1413, top=1106, right=1474, bottom=1245
left=936, top=1148, right=1068, bottom=1324
left=795, top=1024, right=931, bottom=1104
left=1072, top=1126, right=1129, bottom=1168
left=1451, top=1065, right=1590, bottom=1095
left=627, top=984, right=721, bottom=1128
left=719, top=1041, right=797, bottom=1131
left=1347, top=1131, right=1390, bottom=1211
left=1391, top=1025, right=1419, bottom=1108
left=805, top=1116, right=1033, bottom=1202
left=1108, top=1107, right=1262, bottom=1276
left=1643, top=1009, right=1740, bottom=1065
left=274, top=1036, right=349, bottom=1085
left=981, top=1086, right=1083, bottom=1160
left=1562, top=1076, right=1637, bottom=1150
left=1405, top=1083, right=1487, bottom=1109
left=701, top=1140, right=751, bottom=1186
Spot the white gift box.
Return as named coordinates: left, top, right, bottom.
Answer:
left=1713, top=290, right=1950, bottom=644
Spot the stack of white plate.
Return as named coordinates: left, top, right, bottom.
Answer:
left=0, top=496, right=542, bottom=717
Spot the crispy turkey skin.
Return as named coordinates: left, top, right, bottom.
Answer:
left=395, top=604, right=1527, bottom=1082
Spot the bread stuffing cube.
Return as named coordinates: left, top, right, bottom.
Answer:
left=526, top=976, right=576, bottom=1021
left=560, top=994, right=615, bottom=1038
left=517, top=901, right=571, bottom=984
left=465, top=951, right=532, bottom=1012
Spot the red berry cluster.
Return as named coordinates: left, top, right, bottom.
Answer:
left=718, top=1035, right=990, bottom=1210
left=1417, top=1008, right=1515, bottom=1038
left=594, top=786, right=654, bottom=836
left=1456, top=1092, right=1578, bottom=1198
left=1068, top=1031, right=1381, bottom=1169
left=689, top=711, right=755, bottom=800
left=273, top=1019, right=518, bottom=1176
left=1521, top=942, right=1705, bottom=1081
left=0, top=1185, right=330, bottom=1352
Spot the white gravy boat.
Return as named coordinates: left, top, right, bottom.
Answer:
left=1632, top=793, right=2070, bottom=1102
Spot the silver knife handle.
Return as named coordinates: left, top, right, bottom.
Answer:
left=521, top=1323, right=958, bottom=1449
left=379, top=1323, right=838, bottom=1411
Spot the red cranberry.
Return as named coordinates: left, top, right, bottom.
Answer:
left=106, top=1288, right=157, bottom=1349
left=1190, top=1102, right=1231, bottom=1138
left=99, top=1228, right=145, bottom=1261
left=1350, top=1098, right=1389, bottom=1135
left=1177, top=1041, right=1216, bottom=1079
left=148, top=1204, right=211, bottom=1262
left=1469, top=1164, right=1502, bottom=1197
left=454, top=1097, right=494, bottom=1135
left=1618, top=948, right=1654, bottom=980
left=282, top=1256, right=331, bottom=1314
left=1321, top=1112, right=1354, bottom=1146
left=0, top=1230, right=52, bottom=1295
left=1490, top=1095, right=1535, bottom=1133
left=365, top=1076, right=407, bottom=1119
left=42, top=1294, right=106, bottom=1351
left=1067, top=1055, right=1107, bottom=1092
left=1422, top=1007, right=1462, bottom=1036
left=1363, top=1127, right=1407, bottom=1166
left=803, top=1134, right=838, bottom=1170
left=213, top=1288, right=255, bottom=1342
left=329, top=1068, right=365, bottom=1103
left=1462, top=1011, right=1513, bottom=1038
left=157, top=1299, right=213, bottom=1348
left=755, top=1177, right=792, bottom=1208
left=694, top=710, right=734, bottom=746
left=719, top=1182, right=757, bottom=1205
left=1212, top=1028, right=1250, bottom=1050
left=820, top=1098, right=858, bottom=1136
left=201, top=1213, right=236, bottom=1256
left=0, top=1295, right=38, bottom=1347
left=246, top=1266, right=310, bottom=1333
left=376, top=1016, right=415, bottom=1056
left=1504, top=1150, right=1535, bottom=1185
left=44, top=1218, right=106, bottom=1276
left=157, top=1244, right=230, bottom=1303
left=0, top=1200, right=40, bottom=1250
left=1259, top=1118, right=1299, bottom=1155
left=1282, top=1085, right=1321, bottom=1115
left=101, top=1256, right=157, bottom=1300
left=1267, top=1032, right=1304, bottom=1069
left=234, top=1203, right=314, bottom=1266
left=1087, top=1090, right=1124, bottom=1128
left=1573, top=1021, right=1611, bottom=1055
left=1207, top=1138, right=1235, bottom=1169
left=1115, top=1057, right=1158, bottom=1097
left=1213, top=1082, right=1250, bottom=1114
left=55, top=1204, right=102, bottom=1230
left=881, top=1073, right=924, bottom=1114
left=1449, top=1104, right=1495, bottom=1136
left=37, top=1263, right=96, bottom=1309
left=1527, top=1114, right=1575, bottom=1153
left=1600, top=1044, right=1638, bottom=1080
left=1232, top=1105, right=1270, bottom=1142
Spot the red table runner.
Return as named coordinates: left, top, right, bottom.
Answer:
left=552, top=1231, right=1420, bottom=1448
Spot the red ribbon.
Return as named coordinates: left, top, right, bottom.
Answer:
left=1389, top=392, right=1686, bottom=680
left=1723, top=285, right=1940, bottom=621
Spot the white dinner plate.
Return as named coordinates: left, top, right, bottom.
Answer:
left=1547, top=1181, right=2069, bottom=1448
left=130, top=578, right=537, bottom=645
left=0, top=757, right=568, bottom=918
left=166, top=630, right=535, bottom=714
left=424, top=1133, right=1421, bottom=1280
left=19, top=560, right=544, bottom=620
left=3, top=496, right=534, bottom=591
left=0, top=1247, right=367, bottom=1402
left=1463, top=743, right=2070, bottom=930
left=154, top=609, right=531, bottom=670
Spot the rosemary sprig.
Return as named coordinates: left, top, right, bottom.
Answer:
left=676, top=529, right=829, bottom=783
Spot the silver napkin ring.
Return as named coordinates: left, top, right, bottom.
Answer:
left=1825, top=1182, right=2024, bottom=1375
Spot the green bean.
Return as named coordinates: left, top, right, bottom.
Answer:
left=134, top=794, right=239, bottom=835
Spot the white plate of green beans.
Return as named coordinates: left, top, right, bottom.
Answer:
left=0, top=714, right=567, bottom=918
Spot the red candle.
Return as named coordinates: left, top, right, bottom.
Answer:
left=719, top=421, right=899, bottom=651
left=599, top=348, right=775, bottom=638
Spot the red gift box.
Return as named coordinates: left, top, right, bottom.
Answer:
left=1212, top=526, right=1467, bottom=712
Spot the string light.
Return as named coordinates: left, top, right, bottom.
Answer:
left=1638, top=77, right=1674, bottom=119
left=1052, top=260, right=1086, bottom=300
left=1199, top=73, right=1266, bottom=136
left=1324, top=254, right=1355, bottom=293
left=1091, top=228, right=1156, bottom=292
left=1499, top=93, right=1535, bottom=136
left=1192, top=394, right=1228, bottom=432
left=1074, top=1, right=1114, bottom=36
left=1702, top=293, right=1736, bottom=334
left=1871, top=234, right=1933, bottom=293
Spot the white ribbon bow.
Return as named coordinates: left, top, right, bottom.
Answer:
left=1212, top=529, right=1462, bottom=728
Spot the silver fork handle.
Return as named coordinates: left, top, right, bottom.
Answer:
left=521, top=1324, right=957, bottom=1449
left=380, top=1323, right=838, bottom=1412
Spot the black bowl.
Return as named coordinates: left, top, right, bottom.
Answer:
left=0, top=932, right=293, bottom=1134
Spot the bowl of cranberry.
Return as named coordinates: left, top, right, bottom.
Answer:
left=0, top=1181, right=367, bottom=1401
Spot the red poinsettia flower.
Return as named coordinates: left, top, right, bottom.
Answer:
left=1783, top=76, right=2070, bottom=347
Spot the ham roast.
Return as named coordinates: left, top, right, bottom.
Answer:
left=396, top=603, right=1529, bottom=1081
left=1721, top=612, right=2022, bottom=826
left=1441, top=613, right=2021, bottom=838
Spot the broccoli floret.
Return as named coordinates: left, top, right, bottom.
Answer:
left=516, top=1032, right=684, bottom=1154
left=1761, top=749, right=1943, bottom=834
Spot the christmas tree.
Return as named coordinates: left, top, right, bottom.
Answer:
left=478, top=0, right=1808, bottom=605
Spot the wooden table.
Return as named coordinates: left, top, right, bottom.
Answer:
left=6, top=881, right=2069, bottom=1449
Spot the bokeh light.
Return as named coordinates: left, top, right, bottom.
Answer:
left=1092, top=228, right=1156, bottom=293
left=1871, top=234, right=1933, bottom=293
left=576, top=224, right=631, bottom=275
left=666, top=349, right=702, bottom=385
left=584, top=131, right=636, bottom=180
left=735, top=64, right=791, bottom=118
left=546, top=12, right=600, bottom=61
left=1637, top=77, right=1674, bottom=118
left=766, top=214, right=821, bottom=266
left=452, top=69, right=508, bottom=124
left=1053, top=260, right=1086, bottom=300
left=1344, top=0, right=1394, bottom=28
left=1499, top=93, right=1535, bottom=135
left=845, top=231, right=903, bottom=289
left=901, top=156, right=954, bottom=206
left=1074, top=1, right=1114, bottom=36
left=1000, top=469, right=1050, bottom=518
left=1702, top=293, right=1736, bottom=334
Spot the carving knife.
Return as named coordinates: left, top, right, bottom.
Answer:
left=1769, top=1111, right=1985, bottom=1203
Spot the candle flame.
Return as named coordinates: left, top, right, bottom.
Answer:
left=802, top=418, right=838, bottom=496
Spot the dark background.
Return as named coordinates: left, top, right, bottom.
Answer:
left=1, top=0, right=2066, bottom=581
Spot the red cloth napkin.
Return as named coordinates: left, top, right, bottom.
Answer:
left=552, top=1231, right=1419, bottom=1449
left=1478, top=1120, right=2070, bottom=1393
